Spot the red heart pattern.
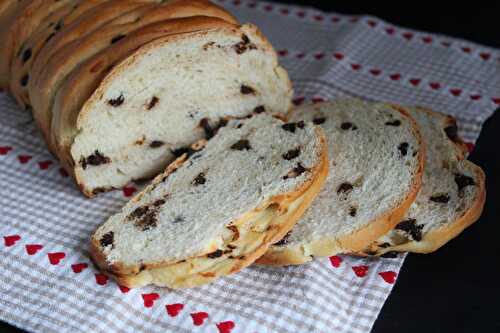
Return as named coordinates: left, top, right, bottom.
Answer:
left=429, top=82, right=441, bottom=90
left=25, top=244, right=43, bottom=255
left=480, top=53, right=491, bottom=60
left=71, top=263, right=88, bottom=273
left=333, top=52, right=344, bottom=60
left=47, top=252, right=65, bottom=265
left=379, top=271, right=397, bottom=284
left=217, top=321, right=235, bottom=333
left=292, top=97, right=305, bottom=106
left=422, top=36, right=433, bottom=44
left=38, top=160, right=53, bottom=170
left=329, top=256, right=342, bottom=268
left=385, top=27, right=395, bottom=35
left=18, top=155, right=32, bottom=164
left=465, top=142, right=475, bottom=153
left=0, top=146, right=12, bottom=155
left=402, top=32, right=413, bottom=40
left=280, top=8, right=289, bottom=15
left=352, top=265, right=369, bottom=277
left=166, top=303, right=184, bottom=317
left=95, top=273, right=109, bottom=285
left=492, top=97, right=500, bottom=105
left=462, top=47, right=471, bottom=53
left=296, top=11, right=305, bottom=18
left=119, top=285, right=130, bottom=293
left=312, top=97, right=325, bottom=104
left=367, top=20, right=377, bottom=27
left=191, top=312, right=209, bottom=326
left=369, top=69, right=381, bottom=76
left=142, top=293, right=160, bottom=308
left=277, top=50, right=288, bottom=57
left=314, top=15, right=324, bottom=22
left=314, top=53, right=325, bottom=60
left=351, top=63, right=361, bottom=70
left=331, top=16, right=340, bottom=23
left=389, top=73, right=401, bottom=81
left=4, top=235, right=21, bottom=247
left=409, top=78, right=421, bottom=86
left=470, top=94, right=482, bottom=101
left=122, top=186, right=137, bottom=197
left=450, top=89, right=462, bottom=96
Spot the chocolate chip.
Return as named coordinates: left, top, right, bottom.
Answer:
left=337, top=182, right=353, bottom=194
left=455, top=173, right=475, bottom=194
left=385, top=120, right=401, bottom=126
left=379, top=242, right=392, bottom=248
left=395, top=219, right=423, bottom=241
left=282, top=147, right=301, bottom=160
left=129, top=206, right=150, bottom=220
left=398, top=142, right=409, bottom=156
left=202, top=41, right=215, bottom=50
left=227, top=244, right=237, bottom=250
left=241, top=34, right=250, bottom=44
left=313, top=117, right=326, bottom=125
left=54, top=21, right=63, bottom=31
left=79, top=150, right=110, bottom=169
left=232, top=34, right=257, bottom=54
left=153, top=199, right=165, bottom=207
left=147, top=96, right=159, bottom=110
left=341, top=122, right=354, bottom=130
left=134, top=211, right=158, bottom=231
left=149, top=140, right=164, bottom=148
left=430, top=194, right=450, bottom=203
left=171, top=146, right=196, bottom=158
left=207, top=249, right=223, bottom=258
left=199, top=118, right=214, bottom=139
left=100, top=232, right=114, bottom=248
left=231, top=139, right=251, bottom=151
left=254, top=105, right=265, bottom=113
left=297, top=121, right=305, bottom=129
left=21, top=48, right=32, bottom=63
left=274, top=231, right=291, bottom=246
left=282, top=123, right=297, bottom=133
left=108, top=93, right=124, bottom=107
left=381, top=251, right=399, bottom=258
left=92, top=187, right=107, bottom=195
left=444, top=124, right=459, bottom=143
left=283, top=163, right=307, bottom=179
left=20, top=74, right=29, bottom=86
left=349, top=206, right=357, bottom=217
left=110, top=34, right=126, bottom=44
left=240, top=85, right=255, bottom=95
left=227, top=225, right=240, bottom=241
left=193, top=172, right=206, bottom=185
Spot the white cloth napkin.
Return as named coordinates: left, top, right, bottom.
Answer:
left=1, top=1, right=498, bottom=332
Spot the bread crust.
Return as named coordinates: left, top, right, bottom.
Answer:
left=257, top=103, right=426, bottom=266
left=90, top=126, right=328, bottom=288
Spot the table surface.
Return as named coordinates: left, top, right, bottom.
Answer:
left=2, top=2, right=499, bottom=333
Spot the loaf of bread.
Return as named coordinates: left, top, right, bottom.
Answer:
left=90, top=114, right=328, bottom=288
left=258, top=99, right=425, bottom=265
left=361, top=108, right=486, bottom=256
left=0, top=0, right=292, bottom=197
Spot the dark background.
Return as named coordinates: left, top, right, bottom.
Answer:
left=2, top=2, right=500, bottom=333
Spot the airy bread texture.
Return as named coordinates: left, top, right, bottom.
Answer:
left=258, top=99, right=425, bottom=265
left=90, top=114, right=328, bottom=288
left=361, top=108, right=485, bottom=256
left=65, top=23, right=292, bottom=196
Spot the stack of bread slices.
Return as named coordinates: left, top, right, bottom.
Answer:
left=1, top=1, right=485, bottom=289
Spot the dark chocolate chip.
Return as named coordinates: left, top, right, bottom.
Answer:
left=254, top=105, right=265, bottom=113
left=207, top=249, right=223, bottom=258
left=108, top=93, right=124, bottom=107
left=283, top=163, right=307, bottom=179
left=313, top=117, right=326, bottom=125
left=349, top=206, right=357, bottom=217
left=398, top=142, right=409, bottom=156
left=193, top=172, right=206, bottom=186
left=381, top=251, right=399, bottom=258
left=92, top=187, right=107, bottom=195
left=54, top=21, right=63, bottom=31
left=240, top=85, right=255, bottom=95
left=199, top=118, right=214, bottom=139
left=444, top=124, right=459, bottom=143
left=241, top=34, right=250, bottom=44
left=100, top=231, right=114, bottom=248
left=227, top=244, right=237, bottom=250
left=297, top=121, right=305, bottom=129
left=430, top=194, right=450, bottom=203
left=455, top=173, right=475, bottom=195
left=153, top=199, right=165, bottom=207
left=395, top=219, right=423, bottom=241
left=149, top=140, right=165, bottom=148
left=147, top=96, right=159, bottom=110
left=110, top=34, right=126, bottom=44
left=385, top=120, right=401, bottom=126
left=231, top=139, right=251, bottom=151
left=341, top=122, right=354, bottom=130
left=171, top=146, right=196, bottom=158
left=282, top=123, right=297, bottom=133
left=128, top=206, right=149, bottom=220
left=379, top=242, right=392, bottom=248
left=22, top=48, right=32, bottom=63
left=20, top=74, right=29, bottom=86
left=274, top=231, right=291, bottom=246
left=337, top=182, right=353, bottom=194
left=79, top=150, right=110, bottom=169
left=282, top=147, right=301, bottom=160
left=134, top=211, right=158, bottom=231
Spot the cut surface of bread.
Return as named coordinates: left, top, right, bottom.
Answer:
left=64, top=23, right=292, bottom=196
left=361, top=108, right=485, bottom=256
left=90, top=114, right=328, bottom=288
left=258, top=99, right=425, bottom=266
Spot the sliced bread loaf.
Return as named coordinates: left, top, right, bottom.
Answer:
left=57, top=23, right=292, bottom=196
left=258, top=99, right=425, bottom=265
left=361, top=108, right=485, bottom=256
left=90, top=114, right=329, bottom=288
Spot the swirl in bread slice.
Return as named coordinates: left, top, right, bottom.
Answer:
left=90, top=114, right=328, bottom=288
left=258, top=99, right=425, bottom=265
left=361, top=107, right=485, bottom=256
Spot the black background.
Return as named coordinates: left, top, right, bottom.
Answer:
left=2, top=2, right=500, bottom=332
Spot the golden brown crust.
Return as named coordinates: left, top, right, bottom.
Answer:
left=90, top=127, right=329, bottom=288
left=258, top=104, right=426, bottom=266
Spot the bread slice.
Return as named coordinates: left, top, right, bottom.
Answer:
left=90, top=114, right=329, bottom=288
left=30, top=0, right=237, bottom=147
left=257, top=99, right=425, bottom=265
left=0, top=0, right=73, bottom=91
left=9, top=0, right=114, bottom=109
left=360, top=108, right=486, bottom=256
left=53, top=22, right=292, bottom=196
